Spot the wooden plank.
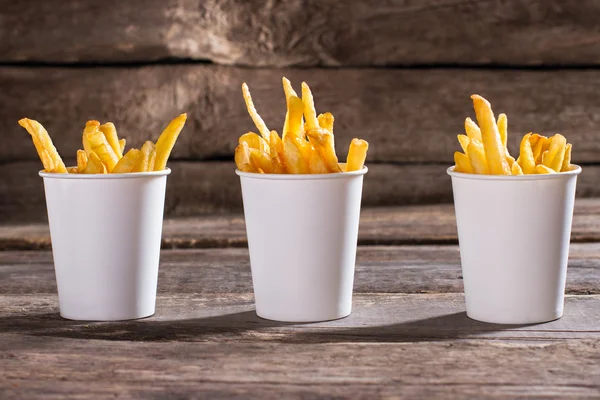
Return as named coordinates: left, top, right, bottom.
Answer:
left=3, top=66, right=600, bottom=164
left=1, top=294, right=599, bottom=341
left=3, top=0, right=600, bottom=67
left=1, top=244, right=599, bottom=295
left=1, top=332, right=598, bottom=399
left=4, top=198, right=600, bottom=249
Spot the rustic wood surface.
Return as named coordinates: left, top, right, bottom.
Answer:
left=4, top=198, right=600, bottom=249
left=3, top=65, right=600, bottom=164
left=3, top=0, right=600, bottom=67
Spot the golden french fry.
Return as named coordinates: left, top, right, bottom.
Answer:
left=506, top=154, right=516, bottom=167
left=467, top=140, right=488, bottom=174
left=317, top=113, right=334, bottom=134
left=282, top=77, right=299, bottom=99
left=536, top=164, right=556, bottom=174
left=561, top=143, right=572, bottom=172
left=76, top=149, right=88, bottom=173
left=308, top=148, right=329, bottom=174
left=87, top=128, right=119, bottom=172
left=249, top=148, right=274, bottom=173
left=282, top=77, right=304, bottom=139
left=306, top=127, right=341, bottom=173
left=346, top=138, right=368, bottom=172
left=83, top=151, right=107, bottom=174
left=148, top=150, right=156, bottom=172
left=99, top=122, right=122, bottom=158
left=454, top=152, right=473, bottom=173
left=542, top=134, right=567, bottom=172
left=464, top=117, right=482, bottom=142
left=283, top=96, right=305, bottom=140
left=532, top=134, right=551, bottom=164
left=119, top=138, right=126, bottom=154
left=67, top=166, right=78, bottom=174
left=497, top=113, right=508, bottom=148
left=457, top=134, right=470, bottom=153
left=518, top=133, right=536, bottom=174
left=239, top=132, right=270, bottom=153
left=235, top=142, right=256, bottom=173
left=269, top=130, right=287, bottom=174
left=132, top=141, right=156, bottom=172
left=82, top=120, right=99, bottom=155
left=283, top=135, right=310, bottom=174
left=18, top=118, right=68, bottom=173
left=112, top=149, right=142, bottom=173
left=242, top=83, right=270, bottom=140
left=301, top=82, right=319, bottom=132
left=511, top=161, right=524, bottom=175
left=471, top=95, right=510, bottom=175
left=153, top=113, right=187, bottom=171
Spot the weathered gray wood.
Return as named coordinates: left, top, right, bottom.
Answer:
left=3, top=0, right=600, bottom=67
left=1, top=244, right=599, bottom=295
left=3, top=66, right=600, bottom=163
left=1, top=294, right=599, bottom=341
left=4, top=198, right=600, bottom=249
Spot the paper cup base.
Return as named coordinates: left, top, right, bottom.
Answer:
left=466, top=310, right=562, bottom=325
left=256, top=309, right=351, bottom=323
left=59, top=309, right=155, bottom=322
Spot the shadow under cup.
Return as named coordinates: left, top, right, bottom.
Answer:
left=40, top=169, right=171, bottom=321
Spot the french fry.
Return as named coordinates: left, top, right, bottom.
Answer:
left=119, top=138, right=126, bottom=154
left=67, top=166, right=78, bottom=174
left=346, top=139, right=369, bottom=172
left=132, top=141, right=155, bottom=172
left=457, top=134, right=470, bottom=153
left=306, top=127, right=341, bottom=173
left=99, top=122, right=122, bottom=158
left=284, top=96, right=305, bottom=140
left=242, top=83, right=270, bottom=140
left=282, top=77, right=304, bottom=139
left=87, top=128, right=119, bottom=172
left=18, top=118, right=68, bottom=173
left=467, top=140, right=489, bottom=174
left=234, top=142, right=256, bottom=173
left=308, top=148, right=329, bottom=174
left=153, top=113, right=187, bottom=171
left=561, top=143, right=572, bottom=172
left=464, top=117, right=482, bottom=142
left=535, top=164, right=556, bottom=174
left=517, top=133, right=536, bottom=174
left=471, top=95, right=511, bottom=175
left=301, top=82, right=320, bottom=132
left=148, top=150, right=156, bottom=172
left=542, top=134, right=567, bottom=172
left=511, top=161, right=524, bottom=175
left=239, top=132, right=270, bottom=153
left=83, top=151, right=107, bottom=174
left=249, top=148, right=274, bottom=173
left=112, top=149, right=142, bottom=173
left=82, top=120, right=99, bottom=155
left=317, top=113, right=334, bottom=134
left=497, top=113, right=508, bottom=148
left=454, top=152, right=473, bottom=173
left=283, top=135, right=310, bottom=174
left=76, top=149, right=88, bottom=173
left=269, top=130, right=287, bottom=174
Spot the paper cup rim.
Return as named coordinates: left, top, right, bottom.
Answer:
left=236, top=166, right=368, bottom=180
left=447, top=165, right=581, bottom=181
left=39, top=167, right=171, bottom=180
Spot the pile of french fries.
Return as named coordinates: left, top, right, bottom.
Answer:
left=454, top=95, right=574, bottom=175
left=19, top=114, right=187, bottom=174
left=234, top=78, right=369, bottom=174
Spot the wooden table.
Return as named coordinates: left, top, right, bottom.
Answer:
left=2, top=201, right=600, bottom=399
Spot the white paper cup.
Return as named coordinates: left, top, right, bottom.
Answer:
left=237, top=168, right=367, bottom=322
left=40, top=169, right=171, bottom=321
left=448, top=166, right=581, bottom=324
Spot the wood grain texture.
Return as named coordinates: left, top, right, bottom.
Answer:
left=3, top=66, right=600, bottom=164
left=4, top=198, right=600, bottom=249
left=1, top=244, right=598, bottom=295
left=3, top=0, right=600, bottom=67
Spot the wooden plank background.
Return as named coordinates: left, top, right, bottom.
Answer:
left=2, top=1, right=600, bottom=222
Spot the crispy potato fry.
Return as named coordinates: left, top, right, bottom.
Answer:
left=542, top=134, right=567, bottom=172
left=511, top=161, right=524, bottom=175
left=317, top=113, right=334, bottom=134
left=235, top=142, right=256, bottom=173
left=239, top=132, right=270, bottom=153
left=112, top=149, right=142, bottom=173
left=82, top=120, right=99, bottom=155
left=87, top=128, right=119, bottom=172
left=269, top=130, right=287, bottom=174
left=283, top=135, right=310, bottom=174
left=148, top=150, right=156, bottom=172
left=249, top=148, right=274, bottom=173
left=282, top=77, right=304, bottom=139
left=464, top=117, right=482, bottom=142
left=308, top=148, right=329, bottom=174
left=301, top=82, right=320, bottom=132
left=536, top=164, right=557, bottom=174
left=18, top=118, right=68, bottom=173
left=119, top=138, right=126, bottom=154
left=67, top=166, right=78, bottom=174
left=153, top=113, right=187, bottom=171
left=517, top=133, right=536, bottom=174
left=306, top=127, right=341, bottom=173
left=84, top=151, right=107, bottom=174
left=454, top=152, right=473, bottom=173
left=76, top=149, right=88, bottom=173
left=346, top=138, right=369, bottom=172
left=132, top=141, right=155, bottom=172
left=99, top=122, right=122, bottom=158
left=467, top=140, right=489, bottom=174
left=242, top=83, right=270, bottom=140
left=497, top=113, right=508, bottom=148
left=471, top=95, right=511, bottom=175
left=283, top=96, right=305, bottom=140
left=457, top=134, right=470, bottom=153
left=561, top=143, right=572, bottom=172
